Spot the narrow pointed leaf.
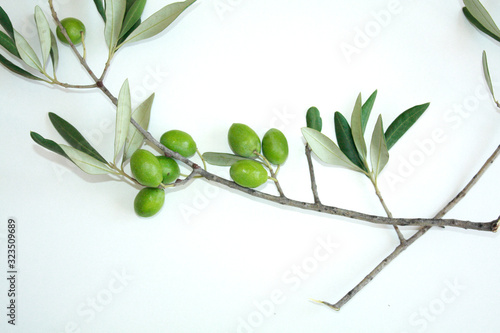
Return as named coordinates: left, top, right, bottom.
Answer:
left=114, top=79, right=132, bottom=163
left=361, top=90, right=377, bottom=133
left=301, top=127, right=364, bottom=173
left=119, top=0, right=146, bottom=39
left=482, top=50, right=496, bottom=100
left=93, top=0, right=107, bottom=22
left=0, top=6, right=15, bottom=40
left=60, top=145, right=116, bottom=175
left=14, top=30, right=42, bottom=72
left=49, top=29, right=59, bottom=72
left=306, top=106, right=322, bottom=132
left=463, top=7, right=500, bottom=43
left=463, top=0, right=500, bottom=41
left=0, top=53, right=44, bottom=81
left=120, top=0, right=196, bottom=47
left=30, top=131, right=69, bottom=159
left=385, top=103, right=430, bottom=150
left=105, top=0, right=126, bottom=51
left=123, top=93, right=154, bottom=161
left=202, top=152, right=256, bottom=166
left=334, top=111, right=366, bottom=171
left=0, top=31, right=19, bottom=57
left=48, top=112, right=108, bottom=164
left=370, top=115, right=389, bottom=178
left=34, top=6, right=52, bottom=69
left=350, top=93, right=367, bottom=159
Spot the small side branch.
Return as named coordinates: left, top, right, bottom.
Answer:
left=305, top=144, right=321, bottom=204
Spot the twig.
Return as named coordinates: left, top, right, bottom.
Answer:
left=46, top=0, right=499, bottom=233
left=305, top=144, right=321, bottom=204
left=317, top=143, right=500, bottom=310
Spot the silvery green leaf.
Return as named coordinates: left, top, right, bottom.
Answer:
left=123, top=93, right=154, bottom=162
left=301, top=127, right=365, bottom=173
left=370, top=115, right=389, bottom=178
left=105, top=0, right=126, bottom=51
left=120, top=0, right=196, bottom=47
left=202, top=152, right=255, bottom=166
left=482, top=50, right=496, bottom=101
left=463, top=0, right=500, bottom=41
left=114, top=79, right=132, bottom=163
left=60, top=144, right=116, bottom=175
left=34, top=6, right=52, bottom=69
left=14, top=30, right=42, bottom=72
left=350, top=93, right=367, bottom=159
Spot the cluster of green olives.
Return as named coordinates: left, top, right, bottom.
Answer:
left=228, top=123, right=289, bottom=188
left=130, top=130, right=196, bottom=217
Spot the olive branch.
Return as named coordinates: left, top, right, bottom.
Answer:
left=0, top=0, right=498, bottom=311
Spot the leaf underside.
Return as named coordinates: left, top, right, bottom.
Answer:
left=202, top=152, right=255, bottom=166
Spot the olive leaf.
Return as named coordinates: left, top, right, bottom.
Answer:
left=0, top=31, right=20, bottom=57
left=306, top=106, right=322, bottom=132
left=60, top=144, right=116, bottom=175
left=0, top=53, right=44, bottom=81
left=114, top=79, right=132, bottom=163
left=93, top=0, right=107, bottom=22
left=334, top=111, right=367, bottom=171
left=482, top=50, right=498, bottom=104
left=0, top=6, right=15, bottom=40
left=119, top=0, right=146, bottom=40
left=14, top=30, right=42, bottom=72
left=105, top=0, right=126, bottom=51
left=202, top=152, right=257, bottom=166
left=49, top=29, right=59, bottom=73
left=350, top=93, right=367, bottom=159
left=123, top=93, right=154, bottom=162
left=463, top=0, right=500, bottom=42
left=48, top=112, right=108, bottom=164
left=119, top=0, right=196, bottom=47
left=370, top=115, right=389, bottom=179
left=30, top=131, right=69, bottom=159
left=385, top=102, right=430, bottom=150
left=301, top=127, right=365, bottom=173
left=34, top=6, right=52, bottom=70
left=361, top=90, right=377, bottom=134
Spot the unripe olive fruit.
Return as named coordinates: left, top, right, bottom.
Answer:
left=134, top=187, right=165, bottom=217
left=228, top=123, right=261, bottom=158
left=56, top=18, right=86, bottom=45
left=262, top=128, right=289, bottom=165
left=160, top=130, right=197, bottom=158
left=230, top=160, right=268, bottom=188
left=156, top=156, right=180, bottom=184
left=130, top=149, right=163, bottom=188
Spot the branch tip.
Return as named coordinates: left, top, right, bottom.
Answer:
left=310, top=298, right=340, bottom=311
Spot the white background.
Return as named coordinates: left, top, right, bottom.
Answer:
left=1, top=0, right=499, bottom=332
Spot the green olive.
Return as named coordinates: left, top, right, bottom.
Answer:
left=156, top=156, right=180, bottom=184
left=228, top=123, right=261, bottom=158
left=130, top=149, right=163, bottom=188
left=262, top=128, right=289, bottom=165
left=230, top=160, right=268, bottom=188
left=160, top=130, right=197, bottom=158
left=134, top=187, right=165, bottom=217
left=56, top=18, right=86, bottom=45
